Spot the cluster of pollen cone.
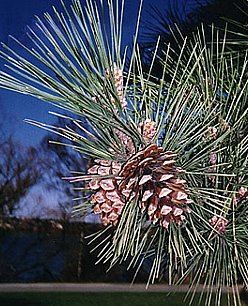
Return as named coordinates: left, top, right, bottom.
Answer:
left=106, top=63, right=127, bottom=109
left=87, top=143, right=192, bottom=228
left=86, top=65, right=192, bottom=228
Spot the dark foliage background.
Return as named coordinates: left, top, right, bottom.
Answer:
left=0, top=218, right=149, bottom=283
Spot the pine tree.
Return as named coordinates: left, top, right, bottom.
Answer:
left=0, top=1, right=247, bottom=305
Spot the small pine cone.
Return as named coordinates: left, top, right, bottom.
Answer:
left=238, top=186, right=248, bottom=199
left=138, top=119, right=156, bottom=143
left=207, top=126, right=217, bottom=140
left=209, top=215, right=228, bottom=234
left=207, top=152, right=217, bottom=183
left=92, top=63, right=126, bottom=110
left=87, top=159, right=124, bottom=226
left=209, top=152, right=217, bottom=165
left=114, top=129, right=135, bottom=156
left=118, top=144, right=192, bottom=229
left=106, top=63, right=127, bottom=109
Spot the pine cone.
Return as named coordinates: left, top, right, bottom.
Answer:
left=88, top=159, right=124, bottom=226
left=106, top=63, right=127, bottom=109
left=209, top=215, right=228, bottom=234
left=138, top=119, right=157, bottom=143
left=118, top=144, right=192, bottom=229
left=238, top=187, right=248, bottom=199
left=114, top=129, right=135, bottom=157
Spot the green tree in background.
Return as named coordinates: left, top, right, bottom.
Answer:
left=140, top=0, right=248, bottom=77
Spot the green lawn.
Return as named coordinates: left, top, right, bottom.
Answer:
left=0, top=292, right=244, bottom=306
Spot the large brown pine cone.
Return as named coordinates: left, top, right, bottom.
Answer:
left=118, top=144, right=192, bottom=228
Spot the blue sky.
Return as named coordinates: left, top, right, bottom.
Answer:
left=0, top=0, right=172, bottom=147
left=0, top=0, right=66, bottom=145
